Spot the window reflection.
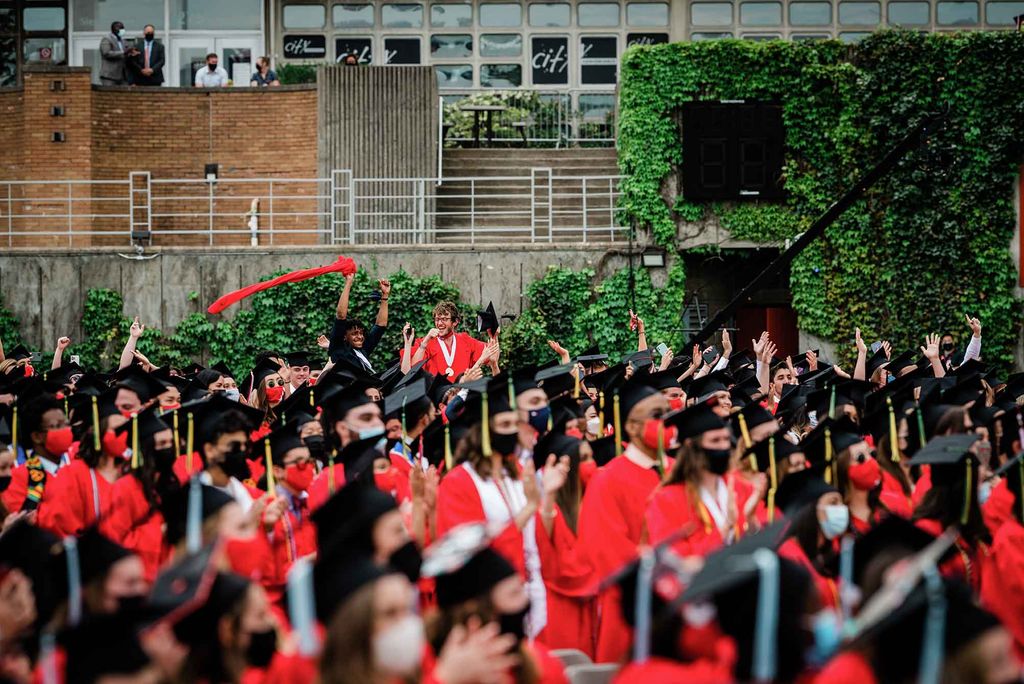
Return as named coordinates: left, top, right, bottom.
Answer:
left=936, top=1, right=978, bottom=23
left=334, top=4, right=375, bottom=28
left=480, top=33, right=522, bottom=56
left=740, top=2, right=782, bottom=25
left=691, top=3, right=733, bottom=25
left=479, top=3, right=522, bottom=26
left=578, top=3, right=620, bottom=26
left=431, top=33, right=473, bottom=57
left=431, top=4, right=472, bottom=26
left=789, top=2, right=832, bottom=24
left=838, top=1, right=880, bottom=24
left=887, top=2, right=930, bottom=24
left=626, top=2, right=669, bottom=25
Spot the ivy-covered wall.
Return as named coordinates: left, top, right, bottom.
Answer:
left=618, top=32, right=1024, bottom=367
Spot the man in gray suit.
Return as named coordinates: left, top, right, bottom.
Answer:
left=99, top=21, right=138, bottom=86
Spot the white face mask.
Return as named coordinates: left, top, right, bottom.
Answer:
left=819, top=504, right=849, bottom=540
left=117, top=28, right=125, bottom=38
left=978, top=479, right=993, bottom=505
left=586, top=417, right=601, bottom=435
left=373, top=615, right=424, bottom=676
left=223, top=388, right=240, bottom=402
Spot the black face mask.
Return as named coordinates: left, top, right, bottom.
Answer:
left=497, top=604, right=529, bottom=645
left=219, top=445, right=251, bottom=482
left=490, top=432, right=519, bottom=457
left=152, top=446, right=177, bottom=470
left=942, top=342, right=955, bottom=353
left=704, top=448, right=732, bottom=475
left=144, top=32, right=154, bottom=40
left=116, top=594, right=148, bottom=615
left=389, top=540, right=422, bottom=583
left=0, top=475, right=10, bottom=493
left=208, top=63, right=218, bottom=70
left=244, top=628, right=277, bottom=669
left=304, top=435, right=326, bottom=465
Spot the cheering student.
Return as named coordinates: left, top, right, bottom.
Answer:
left=244, top=358, right=288, bottom=425
left=576, top=375, right=670, bottom=663
left=3, top=393, right=73, bottom=513
left=405, top=301, right=493, bottom=381
left=328, top=273, right=390, bottom=373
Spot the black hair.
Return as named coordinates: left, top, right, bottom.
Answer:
left=195, top=369, right=223, bottom=390
left=787, top=502, right=839, bottom=579
left=912, top=470, right=991, bottom=548
left=254, top=350, right=282, bottom=366
left=204, top=410, right=252, bottom=448
left=19, top=394, right=63, bottom=448
left=389, top=396, right=432, bottom=428
left=111, top=21, right=123, bottom=32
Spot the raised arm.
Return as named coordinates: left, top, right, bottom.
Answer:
left=118, top=317, right=145, bottom=370
left=632, top=311, right=648, bottom=352
left=401, top=323, right=415, bottom=374
left=375, top=279, right=391, bottom=327
left=713, top=329, right=732, bottom=371
left=51, top=336, right=70, bottom=370
left=753, top=332, right=771, bottom=396
left=410, top=328, right=439, bottom=367
left=336, top=273, right=354, bottom=320
left=853, top=328, right=867, bottom=381
left=921, top=333, right=946, bottom=379
left=964, top=315, right=982, bottom=363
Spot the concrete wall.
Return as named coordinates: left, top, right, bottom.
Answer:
left=0, top=245, right=631, bottom=349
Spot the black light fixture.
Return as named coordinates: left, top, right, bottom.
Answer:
left=641, top=248, right=666, bottom=268
left=50, top=105, right=64, bottom=116
left=204, top=163, right=219, bottom=182
left=51, top=131, right=65, bottom=142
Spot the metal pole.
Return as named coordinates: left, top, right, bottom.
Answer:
left=437, top=96, right=443, bottom=185
left=470, top=178, right=476, bottom=245
left=530, top=171, right=536, bottom=242
left=66, top=182, right=72, bottom=247
left=417, top=179, right=425, bottom=244
left=348, top=171, right=355, bottom=244
left=268, top=179, right=274, bottom=245
left=609, top=177, right=615, bottom=241
left=208, top=179, right=214, bottom=246
left=582, top=177, right=588, bottom=243
left=6, top=183, right=12, bottom=247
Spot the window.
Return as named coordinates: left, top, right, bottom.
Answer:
left=384, top=37, right=421, bottom=63
left=838, top=1, right=880, bottom=24
left=283, top=34, right=328, bottom=58
left=23, top=37, right=64, bottom=63
left=887, top=2, right=929, bottom=24
left=479, top=3, right=522, bottom=26
left=430, top=33, right=472, bottom=56
left=531, top=36, right=568, bottom=84
left=742, top=32, right=782, bottom=38
left=431, top=4, right=472, bottom=26
left=382, top=4, right=424, bottom=27
left=691, top=3, right=733, bottom=25
left=627, top=32, right=669, bottom=46
left=690, top=31, right=733, bottom=38
left=336, top=37, right=373, bottom=63
left=838, top=30, right=870, bottom=40
left=791, top=32, right=832, bottom=38
left=580, top=35, right=616, bottom=84
left=579, top=3, right=620, bottom=26
left=72, top=0, right=165, bottom=31
left=282, top=4, right=326, bottom=29
left=24, top=7, right=64, bottom=32
left=936, top=1, right=978, bottom=23
left=480, top=63, right=521, bottom=86
left=626, top=2, right=669, bottom=25
left=529, top=3, right=570, bottom=25
left=0, top=8, right=14, bottom=34
left=789, top=2, right=832, bottom=24
left=333, top=4, right=375, bottom=28
left=986, top=1, right=1024, bottom=23
left=435, top=63, right=472, bottom=86
left=0, top=36, right=14, bottom=87
left=740, top=2, right=782, bottom=25
left=172, top=0, right=261, bottom=29
left=480, top=33, right=522, bottom=56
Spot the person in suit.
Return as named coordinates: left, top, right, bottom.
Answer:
left=98, top=21, right=137, bottom=86
left=131, top=25, right=164, bottom=87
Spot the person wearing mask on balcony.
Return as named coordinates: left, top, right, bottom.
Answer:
left=131, top=24, right=164, bottom=87
left=99, top=21, right=137, bottom=86
left=195, top=52, right=228, bottom=88
left=250, top=56, right=280, bottom=87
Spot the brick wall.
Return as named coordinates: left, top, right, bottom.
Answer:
left=0, top=67, right=319, bottom=248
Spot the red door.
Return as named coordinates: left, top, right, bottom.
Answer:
left=734, top=305, right=798, bottom=359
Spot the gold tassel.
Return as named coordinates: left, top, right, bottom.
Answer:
left=828, top=386, right=837, bottom=420
left=767, top=437, right=778, bottom=522
left=613, top=393, right=622, bottom=457
left=265, top=439, right=276, bottom=497
left=91, top=396, right=101, bottom=452
left=597, top=391, right=605, bottom=433
left=63, top=397, right=69, bottom=418
left=915, top=407, right=927, bottom=447
left=11, top=406, right=17, bottom=451
left=444, top=422, right=454, bottom=471
left=960, top=459, right=972, bottom=526
left=481, top=391, right=492, bottom=457
left=186, top=413, right=195, bottom=475
left=656, top=421, right=665, bottom=474
left=573, top=370, right=580, bottom=399
left=130, top=413, right=140, bottom=470
left=309, top=390, right=315, bottom=408
left=824, top=427, right=833, bottom=485
left=887, top=397, right=901, bottom=463
left=737, top=413, right=752, bottom=449
left=507, top=377, right=515, bottom=411
left=172, top=411, right=180, bottom=460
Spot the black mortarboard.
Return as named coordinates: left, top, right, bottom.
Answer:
left=791, top=349, right=820, bottom=375
left=252, top=421, right=306, bottom=466
left=393, top=361, right=429, bottom=393
left=317, top=381, right=375, bottom=421
left=114, top=366, right=168, bottom=403
left=0, top=519, right=68, bottom=627
left=731, top=401, right=776, bottom=444
left=210, top=361, right=233, bottom=378
left=432, top=544, right=517, bottom=608
left=420, top=416, right=464, bottom=470
left=49, top=361, right=85, bottom=385
left=167, top=394, right=264, bottom=448
left=744, top=433, right=802, bottom=473
left=729, top=374, right=762, bottom=408
left=773, top=467, right=838, bottom=516
left=274, top=384, right=317, bottom=423
left=114, top=405, right=173, bottom=466
left=939, top=379, right=984, bottom=407
left=548, top=395, right=583, bottom=433
left=77, top=527, right=133, bottom=585
left=799, top=416, right=865, bottom=474
left=589, top=435, right=617, bottom=466
left=910, top=433, right=980, bottom=494
left=532, top=430, right=581, bottom=471
left=663, top=400, right=727, bottom=440
left=476, top=302, right=500, bottom=335
left=851, top=515, right=938, bottom=593
left=181, top=361, right=206, bottom=377
left=644, top=367, right=683, bottom=392
left=384, top=379, right=430, bottom=421
left=886, top=350, right=917, bottom=376
left=773, top=383, right=807, bottom=423
left=313, top=551, right=392, bottom=622
left=160, top=484, right=234, bottom=547
left=313, top=479, right=398, bottom=556
left=428, top=373, right=455, bottom=406
left=0, top=414, right=10, bottom=446
left=576, top=347, right=609, bottom=366
left=60, top=612, right=152, bottom=684
left=286, top=351, right=315, bottom=368
left=456, top=375, right=515, bottom=423
left=687, top=371, right=731, bottom=402
left=6, top=344, right=31, bottom=361
left=864, top=347, right=890, bottom=378
left=622, top=349, right=655, bottom=370
left=535, top=363, right=577, bottom=399
left=334, top=433, right=386, bottom=482
left=241, top=357, right=285, bottom=398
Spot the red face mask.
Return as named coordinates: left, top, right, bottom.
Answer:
left=120, top=409, right=136, bottom=420
left=375, top=468, right=399, bottom=496
left=579, top=459, right=598, bottom=488
left=265, top=385, right=285, bottom=404
left=283, top=461, right=313, bottom=492
left=23, top=363, right=34, bottom=378
left=44, top=426, right=74, bottom=456
left=669, top=397, right=684, bottom=411
left=642, top=419, right=677, bottom=453
left=224, top=536, right=267, bottom=581
left=102, top=429, right=129, bottom=459
left=848, top=455, right=882, bottom=491
left=161, top=402, right=181, bottom=412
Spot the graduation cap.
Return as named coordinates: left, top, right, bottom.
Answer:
left=535, top=363, right=578, bottom=399
left=428, top=373, right=455, bottom=406
left=687, top=371, right=731, bottom=403
left=317, top=380, right=376, bottom=424
left=865, top=347, right=891, bottom=379
left=160, top=483, right=234, bottom=547
left=430, top=538, right=518, bottom=608
left=799, top=416, right=865, bottom=484
left=772, top=466, right=838, bottom=517
left=476, top=302, right=500, bottom=335
left=180, top=361, right=206, bottom=377
left=589, top=434, right=618, bottom=467
left=791, top=349, right=820, bottom=375
left=383, top=378, right=431, bottom=430
left=393, top=361, right=430, bottom=394
left=49, top=361, right=85, bottom=386
left=77, top=527, right=134, bottom=586
left=313, top=478, right=398, bottom=558
left=251, top=420, right=306, bottom=469
left=622, top=349, right=655, bottom=370
left=313, top=552, right=393, bottom=623
left=334, top=433, right=386, bottom=484
left=911, top=434, right=981, bottom=523
left=0, top=413, right=11, bottom=446
left=6, top=344, right=32, bottom=361
left=548, top=395, right=583, bottom=433
left=731, top=401, right=776, bottom=448
left=575, top=347, right=609, bottom=368
left=728, top=349, right=757, bottom=373
left=60, top=611, right=152, bottom=683
left=239, top=357, right=285, bottom=399
left=729, top=374, right=762, bottom=408
left=207, top=361, right=231, bottom=378
left=114, top=366, right=168, bottom=403
left=0, top=518, right=68, bottom=628
left=420, top=417, right=463, bottom=471
left=939, top=379, right=985, bottom=407
left=643, top=367, right=683, bottom=392
left=885, top=350, right=917, bottom=377
left=532, top=430, right=582, bottom=471
left=114, top=405, right=173, bottom=469
left=663, top=399, right=727, bottom=441
left=286, top=350, right=316, bottom=368
left=850, top=515, right=939, bottom=596
left=273, top=383, right=317, bottom=425
left=744, top=435, right=802, bottom=522
left=773, top=384, right=807, bottom=424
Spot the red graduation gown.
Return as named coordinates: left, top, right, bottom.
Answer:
left=778, top=538, right=840, bottom=611
left=914, top=518, right=986, bottom=593
left=2, top=457, right=66, bottom=514
left=576, top=452, right=662, bottom=664
left=401, top=332, right=485, bottom=381
left=36, top=459, right=112, bottom=537
left=879, top=470, right=913, bottom=518
left=645, top=477, right=752, bottom=559
left=982, top=478, right=1014, bottom=537
left=813, top=650, right=877, bottom=684
left=307, top=463, right=346, bottom=512
left=264, top=494, right=317, bottom=603
left=533, top=508, right=596, bottom=656
left=100, top=475, right=169, bottom=582
left=980, top=518, right=1024, bottom=662
left=613, top=656, right=736, bottom=683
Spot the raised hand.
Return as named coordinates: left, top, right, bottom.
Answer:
left=424, top=466, right=439, bottom=511
left=316, top=334, right=329, bottom=350
left=690, top=343, right=702, bottom=372
left=806, top=349, right=819, bottom=371
left=522, top=459, right=540, bottom=509
left=434, top=618, right=520, bottom=684
left=763, top=340, right=777, bottom=364
left=658, top=346, right=674, bottom=371
left=966, top=314, right=982, bottom=337
left=56, top=336, right=71, bottom=351
left=547, top=339, right=570, bottom=363
left=461, top=366, right=484, bottom=382
left=881, top=341, right=892, bottom=359
left=921, top=333, right=941, bottom=361
left=541, top=454, right=570, bottom=496
left=402, top=323, right=414, bottom=345
left=129, top=316, right=145, bottom=339
left=378, top=279, right=391, bottom=299
left=721, top=329, right=733, bottom=357
left=426, top=328, right=441, bottom=340
left=855, top=327, right=867, bottom=355
left=752, top=331, right=770, bottom=361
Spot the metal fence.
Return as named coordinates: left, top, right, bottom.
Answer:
left=439, top=89, right=617, bottom=148
left=1, top=170, right=627, bottom=247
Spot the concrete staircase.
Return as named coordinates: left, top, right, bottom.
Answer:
left=432, top=148, right=622, bottom=243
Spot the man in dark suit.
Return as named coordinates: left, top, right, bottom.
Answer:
left=131, top=24, right=164, bottom=86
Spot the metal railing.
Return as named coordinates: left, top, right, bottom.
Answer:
left=0, top=170, right=627, bottom=247
left=439, top=89, right=617, bottom=148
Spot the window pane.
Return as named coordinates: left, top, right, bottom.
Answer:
left=480, top=33, right=522, bottom=56
left=531, top=36, right=568, bottom=84
left=431, top=4, right=472, bottom=26
left=580, top=35, right=617, bottom=83
left=435, top=63, right=472, bottom=86
left=579, top=3, right=620, bottom=25
left=936, top=1, right=978, bottom=23
left=691, top=3, right=733, bottom=25
left=838, top=30, right=870, bottom=40
left=789, top=2, right=831, bottom=23
left=887, top=2, right=929, bottom=24
left=384, top=37, right=421, bottom=63
left=382, top=4, right=423, bottom=26
left=627, top=2, right=669, bottom=24
left=791, top=32, right=832, bottom=38
left=742, top=32, right=781, bottom=38
left=23, top=37, right=65, bottom=63
left=431, top=33, right=473, bottom=56
left=479, top=3, right=522, bottom=25
left=24, top=7, right=64, bottom=31
left=838, top=1, right=880, bottom=23
left=0, top=9, right=15, bottom=33
left=0, top=37, right=14, bottom=86
left=172, top=0, right=262, bottom=29
left=690, top=31, right=732, bottom=38
left=627, top=32, right=669, bottom=46
left=529, top=2, right=570, bottom=25
left=480, top=63, right=521, bottom=86
left=740, top=2, right=782, bottom=24
left=72, top=0, right=164, bottom=31
left=336, top=37, right=372, bottom=63
left=333, top=4, right=375, bottom=28
left=986, top=1, right=1024, bottom=23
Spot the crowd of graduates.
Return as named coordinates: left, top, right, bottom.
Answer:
left=0, top=268, right=1022, bottom=684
